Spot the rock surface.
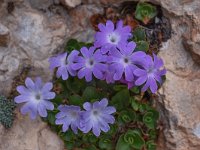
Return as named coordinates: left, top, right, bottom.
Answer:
left=0, top=0, right=200, bottom=150
left=0, top=0, right=102, bottom=149
left=154, top=0, right=200, bottom=150
left=0, top=111, right=63, bottom=150
left=60, top=0, right=82, bottom=8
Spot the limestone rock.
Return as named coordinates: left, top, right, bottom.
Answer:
left=0, top=24, right=10, bottom=47
left=156, top=0, right=200, bottom=149
left=0, top=111, right=64, bottom=150
left=60, top=0, right=82, bottom=8
left=0, top=0, right=102, bottom=149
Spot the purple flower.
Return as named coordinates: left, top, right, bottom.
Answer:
left=80, top=98, right=116, bottom=137
left=120, top=78, right=135, bottom=89
left=55, top=105, right=82, bottom=134
left=14, top=77, right=55, bottom=119
left=108, top=41, right=146, bottom=82
left=102, top=68, right=115, bottom=84
left=49, top=50, right=79, bottom=80
left=94, top=20, right=131, bottom=54
left=72, top=47, right=107, bottom=82
left=134, top=54, right=166, bottom=93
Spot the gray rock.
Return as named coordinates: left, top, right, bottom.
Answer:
left=60, top=0, right=82, bottom=8
left=156, top=0, right=200, bottom=149
left=0, top=24, right=10, bottom=47
left=0, top=0, right=102, bottom=149
left=0, top=111, right=64, bottom=150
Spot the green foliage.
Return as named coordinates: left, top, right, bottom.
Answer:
left=65, top=39, right=92, bottom=52
left=0, top=95, right=15, bottom=128
left=44, top=39, right=160, bottom=150
left=143, top=110, right=159, bottom=129
left=118, top=110, right=135, bottom=124
left=124, top=130, right=145, bottom=149
left=135, top=2, right=157, bottom=24
left=133, top=27, right=146, bottom=41
left=135, top=40, right=149, bottom=52
left=146, top=140, right=157, bottom=150
left=133, top=27, right=149, bottom=52
left=116, top=130, right=145, bottom=150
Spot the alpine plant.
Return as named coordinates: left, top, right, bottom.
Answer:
left=14, top=20, right=166, bottom=137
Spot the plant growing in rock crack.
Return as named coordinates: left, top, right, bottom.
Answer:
left=135, top=2, right=157, bottom=24
left=0, top=95, right=15, bottom=128
left=14, top=7, right=166, bottom=150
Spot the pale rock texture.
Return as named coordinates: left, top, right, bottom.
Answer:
left=154, top=0, right=200, bottom=150
left=0, top=0, right=102, bottom=149
left=60, top=0, right=82, bottom=8
left=0, top=111, right=63, bottom=150
left=0, top=0, right=200, bottom=150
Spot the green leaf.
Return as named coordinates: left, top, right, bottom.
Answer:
left=135, top=41, right=149, bottom=52
left=146, top=140, right=157, bottom=150
left=124, top=130, right=145, bottom=149
left=66, top=77, right=86, bottom=94
left=82, top=86, right=100, bottom=101
left=138, top=103, right=147, bottom=112
left=130, top=98, right=140, bottom=111
left=107, top=124, right=117, bottom=135
left=53, top=95, right=63, bottom=105
left=135, top=3, right=157, bottom=24
left=99, top=136, right=113, bottom=150
left=116, top=135, right=131, bottom=150
left=133, top=27, right=146, bottom=41
left=65, top=39, right=81, bottom=52
left=47, top=112, right=56, bottom=125
left=118, top=110, right=135, bottom=124
left=130, top=86, right=140, bottom=94
left=61, top=130, right=75, bottom=142
left=111, top=89, right=130, bottom=110
left=68, top=94, right=83, bottom=106
left=64, top=141, right=74, bottom=150
left=113, top=85, right=127, bottom=91
left=88, top=133, right=98, bottom=143
left=149, top=129, right=157, bottom=140
left=143, top=110, right=159, bottom=129
left=85, top=145, right=98, bottom=150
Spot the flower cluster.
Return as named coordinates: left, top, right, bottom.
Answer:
left=55, top=98, right=116, bottom=136
left=49, top=20, right=166, bottom=93
left=14, top=20, right=166, bottom=138
left=14, top=81, right=115, bottom=137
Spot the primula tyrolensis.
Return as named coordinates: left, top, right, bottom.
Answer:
left=94, top=20, right=131, bottom=54
left=15, top=19, right=166, bottom=137
left=15, top=77, right=55, bottom=119
left=80, top=98, right=116, bottom=137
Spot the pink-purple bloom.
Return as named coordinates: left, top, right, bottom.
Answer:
left=49, top=50, right=79, bottom=80
left=55, top=105, right=82, bottom=134
left=80, top=98, right=116, bottom=137
left=72, top=47, right=107, bottom=82
left=14, top=77, right=55, bottom=119
left=134, top=54, right=166, bottom=93
left=108, top=41, right=146, bottom=82
left=94, top=20, right=131, bottom=54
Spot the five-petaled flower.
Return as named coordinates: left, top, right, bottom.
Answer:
left=49, top=50, right=79, bottom=80
left=72, top=47, right=107, bottom=82
left=14, top=77, right=55, bottom=119
left=108, top=41, right=146, bottom=82
left=55, top=105, right=82, bottom=134
left=134, top=54, right=166, bottom=93
left=94, top=20, right=131, bottom=54
left=80, top=98, right=116, bottom=137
